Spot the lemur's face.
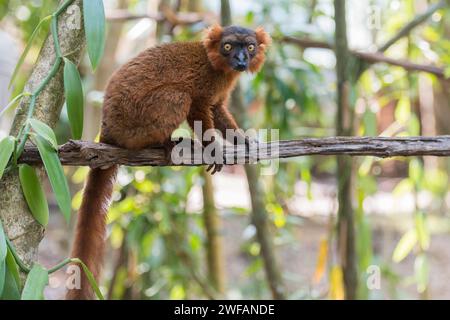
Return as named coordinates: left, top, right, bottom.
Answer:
left=203, top=25, right=272, bottom=73
left=219, top=27, right=258, bottom=72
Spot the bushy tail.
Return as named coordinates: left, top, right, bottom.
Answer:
left=66, top=165, right=118, bottom=300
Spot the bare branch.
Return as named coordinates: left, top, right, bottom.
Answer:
left=378, top=0, right=448, bottom=52
left=17, top=136, right=450, bottom=168
left=281, top=36, right=446, bottom=78
left=106, top=9, right=212, bottom=25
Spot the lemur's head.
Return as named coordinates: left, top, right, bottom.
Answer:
left=203, top=25, right=271, bottom=73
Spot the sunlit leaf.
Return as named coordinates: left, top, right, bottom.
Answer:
left=329, top=265, right=344, bottom=300
left=313, top=238, right=328, bottom=284
left=170, top=284, right=185, bottom=299
left=0, top=136, right=15, bottom=180
left=9, top=16, right=52, bottom=88
left=21, top=264, right=48, bottom=300
left=392, top=229, right=417, bottom=263
left=393, top=178, right=414, bottom=197
left=415, top=254, right=429, bottom=294
left=83, top=0, right=105, bottom=70
left=32, top=135, right=71, bottom=222
left=29, top=119, right=58, bottom=150
left=19, top=164, right=49, bottom=226
left=63, top=58, right=84, bottom=139
left=0, top=93, right=29, bottom=119
left=415, top=212, right=430, bottom=251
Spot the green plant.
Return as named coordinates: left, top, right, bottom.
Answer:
left=0, top=0, right=106, bottom=300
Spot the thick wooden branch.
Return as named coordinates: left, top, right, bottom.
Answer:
left=18, top=136, right=450, bottom=168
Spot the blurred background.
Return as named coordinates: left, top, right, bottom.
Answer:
left=1, top=0, right=450, bottom=300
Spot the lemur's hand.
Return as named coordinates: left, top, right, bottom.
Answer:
left=244, top=136, right=260, bottom=163
left=203, top=137, right=225, bottom=175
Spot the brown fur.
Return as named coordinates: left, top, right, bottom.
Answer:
left=66, top=25, right=270, bottom=299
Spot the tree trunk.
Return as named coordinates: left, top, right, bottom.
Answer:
left=334, top=0, right=358, bottom=300
left=0, top=0, right=85, bottom=270
left=220, top=0, right=285, bottom=299
left=201, top=168, right=226, bottom=293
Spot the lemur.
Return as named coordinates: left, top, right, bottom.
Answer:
left=66, top=25, right=271, bottom=299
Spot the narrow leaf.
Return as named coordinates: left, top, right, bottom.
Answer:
left=32, top=135, right=71, bottom=222
left=415, top=212, right=430, bottom=250
left=9, top=16, right=52, bottom=88
left=0, top=263, right=20, bottom=300
left=73, top=258, right=104, bottom=300
left=0, top=92, right=29, bottom=119
left=0, top=220, right=6, bottom=263
left=5, top=248, right=21, bottom=291
left=392, top=229, right=417, bottom=263
left=29, top=119, right=58, bottom=150
left=19, top=164, right=49, bottom=226
left=83, top=0, right=105, bottom=70
left=0, top=260, right=5, bottom=297
left=415, top=254, right=429, bottom=293
left=21, top=264, right=49, bottom=300
left=63, top=58, right=84, bottom=139
left=0, top=136, right=15, bottom=180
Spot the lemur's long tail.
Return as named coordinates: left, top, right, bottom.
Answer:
left=66, top=165, right=118, bottom=300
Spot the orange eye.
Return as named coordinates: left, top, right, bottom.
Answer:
left=248, top=44, right=255, bottom=52
left=223, top=43, right=232, bottom=51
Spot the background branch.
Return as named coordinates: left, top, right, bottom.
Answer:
left=378, top=0, right=448, bottom=52
left=281, top=36, right=446, bottom=78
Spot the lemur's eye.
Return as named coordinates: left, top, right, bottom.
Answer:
left=248, top=44, right=255, bottom=52
left=223, top=43, right=232, bottom=51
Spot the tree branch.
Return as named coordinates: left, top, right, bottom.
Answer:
left=106, top=9, right=211, bottom=25
left=281, top=36, right=446, bottom=78
left=17, top=136, right=450, bottom=168
left=378, top=0, right=448, bottom=52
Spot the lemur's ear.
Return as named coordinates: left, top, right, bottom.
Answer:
left=249, top=27, right=271, bottom=73
left=255, top=27, right=272, bottom=49
left=203, top=24, right=223, bottom=47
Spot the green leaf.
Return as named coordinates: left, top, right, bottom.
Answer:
left=32, top=135, right=71, bottom=222
left=0, top=220, right=6, bottom=264
left=0, top=260, right=5, bottom=297
left=415, top=254, right=429, bottom=294
left=415, top=212, right=430, bottom=251
left=83, top=0, right=105, bottom=70
left=5, top=248, right=21, bottom=291
left=0, top=92, right=30, bottom=119
left=392, top=229, right=417, bottom=263
left=63, top=58, right=84, bottom=139
left=73, top=258, right=104, bottom=300
left=21, top=264, right=48, bottom=300
left=28, top=119, right=58, bottom=150
left=9, top=15, right=52, bottom=89
left=19, top=164, right=49, bottom=226
left=1, top=264, right=20, bottom=300
left=0, top=136, right=15, bottom=180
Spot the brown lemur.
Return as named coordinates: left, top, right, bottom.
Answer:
left=66, top=25, right=271, bottom=299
